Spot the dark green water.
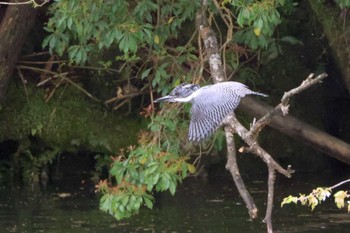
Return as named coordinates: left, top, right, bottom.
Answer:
left=0, top=172, right=349, bottom=233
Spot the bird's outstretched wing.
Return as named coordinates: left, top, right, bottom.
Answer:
left=188, top=82, right=266, bottom=142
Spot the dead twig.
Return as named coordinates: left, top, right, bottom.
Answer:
left=105, top=90, right=150, bottom=104
left=17, top=65, right=100, bottom=102
left=250, top=73, right=328, bottom=135
left=16, top=68, right=29, bottom=103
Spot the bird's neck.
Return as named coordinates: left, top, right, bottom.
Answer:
left=173, top=90, right=199, bottom=102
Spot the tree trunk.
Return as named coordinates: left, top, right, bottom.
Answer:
left=307, top=1, right=350, bottom=91
left=0, top=1, right=37, bottom=102
left=239, top=97, right=350, bottom=165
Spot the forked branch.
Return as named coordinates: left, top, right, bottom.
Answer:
left=194, top=1, right=328, bottom=232
left=250, top=73, right=328, bottom=135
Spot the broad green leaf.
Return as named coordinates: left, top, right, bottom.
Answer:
left=169, top=180, right=176, bottom=195
left=143, top=197, right=153, bottom=209
left=141, top=68, right=152, bottom=80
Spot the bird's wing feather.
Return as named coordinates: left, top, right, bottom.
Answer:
left=188, top=83, right=244, bottom=141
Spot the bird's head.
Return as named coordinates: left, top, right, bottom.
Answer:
left=154, top=83, right=200, bottom=103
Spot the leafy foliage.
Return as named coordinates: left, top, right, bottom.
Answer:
left=229, top=0, right=286, bottom=50
left=281, top=187, right=332, bottom=211
left=281, top=181, right=350, bottom=213
left=43, top=0, right=200, bottom=64
left=96, top=106, right=196, bottom=220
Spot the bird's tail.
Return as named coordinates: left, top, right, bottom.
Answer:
left=251, top=91, right=268, bottom=97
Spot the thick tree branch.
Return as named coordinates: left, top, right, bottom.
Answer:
left=224, top=115, right=294, bottom=178
left=224, top=124, right=258, bottom=219
left=239, top=95, right=350, bottom=165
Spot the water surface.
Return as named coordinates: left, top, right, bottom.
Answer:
left=0, top=172, right=349, bottom=233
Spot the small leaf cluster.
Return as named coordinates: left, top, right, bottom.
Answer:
left=334, top=190, right=350, bottom=212
left=281, top=187, right=332, bottom=211
left=229, top=0, right=286, bottom=50
left=96, top=107, right=196, bottom=220
left=139, top=45, right=198, bottom=93
left=98, top=180, right=154, bottom=220
left=281, top=187, right=350, bottom=213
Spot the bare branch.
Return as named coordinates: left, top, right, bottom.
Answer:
left=263, top=167, right=276, bottom=233
left=281, top=73, right=327, bottom=106
left=224, top=115, right=294, bottom=178
left=330, top=178, right=350, bottom=190
left=17, top=65, right=101, bottom=102
left=224, top=124, right=258, bottom=219
left=250, top=73, right=328, bottom=135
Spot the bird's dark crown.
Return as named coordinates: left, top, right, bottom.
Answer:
left=170, top=83, right=200, bottom=98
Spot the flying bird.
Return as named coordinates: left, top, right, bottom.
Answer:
left=154, top=82, right=267, bottom=142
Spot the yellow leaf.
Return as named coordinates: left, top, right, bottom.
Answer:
left=187, top=163, right=196, bottom=174
left=281, top=195, right=298, bottom=207
left=168, top=16, right=174, bottom=24
left=348, top=202, right=350, bottom=213
left=308, top=195, right=318, bottom=211
left=334, top=191, right=347, bottom=209
left=154, top=35, right=160, bottom=44
left=299, top=194, right=307, bottom=205
left=254, top=27, right=261, bottom=37
left=139, top=157, right=147, bottom=165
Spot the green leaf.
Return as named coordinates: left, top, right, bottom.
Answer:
left=152, top=172, right=160, bottom=184
left=280, top=36, right=303, bottom=46
left=68, top=45, right=80, bottom=59
left=169, top=180, right=176, bottom=195
left=42, top=34, right=54, bottom=49
left=121, top=195, right=129, bottom=207
left=67, top=17, right=73, bottom=29
left=49, top=35, right=57, bottom=51
left=141, top=68, right=152, bottom=80
left=100, top=194, right=112, bottom=212
left=143, top=196, right=154, bottom=209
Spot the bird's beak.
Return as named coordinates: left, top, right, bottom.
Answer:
left=154, top=95, right=174, bottom=103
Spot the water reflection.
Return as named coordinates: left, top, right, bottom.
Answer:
left=0, top=174, right=349, bottom=233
